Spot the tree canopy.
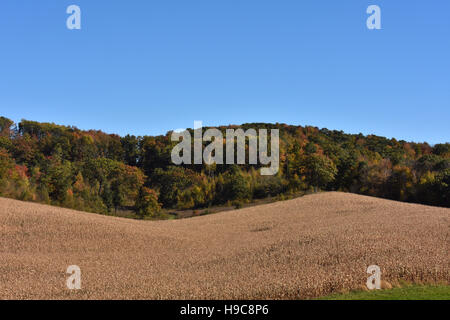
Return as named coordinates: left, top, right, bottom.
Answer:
left=0, top=116, right=448, bottom=218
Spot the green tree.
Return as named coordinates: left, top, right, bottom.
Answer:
left=135, top=187, right=161, bottom=218
left=215, top=166, right=251, bottom=203
left=0, top=117, right=14, bottom=137
left=300, top=154, right=337, bottom=192
left=121, top=135, right=141, bottom=166
left=151, top=166, right=198, bottom=208
left=432, top=143, right=450, bottom=157
left=434, top=169, right=450, bottom=207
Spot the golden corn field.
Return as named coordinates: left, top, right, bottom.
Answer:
left=0, top=192, right=448, bottom=299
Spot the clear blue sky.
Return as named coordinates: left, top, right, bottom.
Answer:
left=0, top=1, right=449, bottom=144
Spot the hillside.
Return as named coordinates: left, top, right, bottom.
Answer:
left=1, top=117, right=449, bottom=220
left=0, top=192, right=448, bottom=299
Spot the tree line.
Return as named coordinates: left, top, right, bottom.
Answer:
left=0, top=116, right=448, bottom=218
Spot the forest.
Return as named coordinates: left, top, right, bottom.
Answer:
left=0, top=116, right=448, bottom=218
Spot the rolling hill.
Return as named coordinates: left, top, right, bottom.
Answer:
left=0, top=192, right=448, bottom=299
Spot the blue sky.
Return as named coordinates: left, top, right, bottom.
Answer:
left=0, top=1, right=449, bottom=144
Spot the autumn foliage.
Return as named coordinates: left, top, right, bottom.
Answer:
left=0, top=116, right=448, bottom=217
